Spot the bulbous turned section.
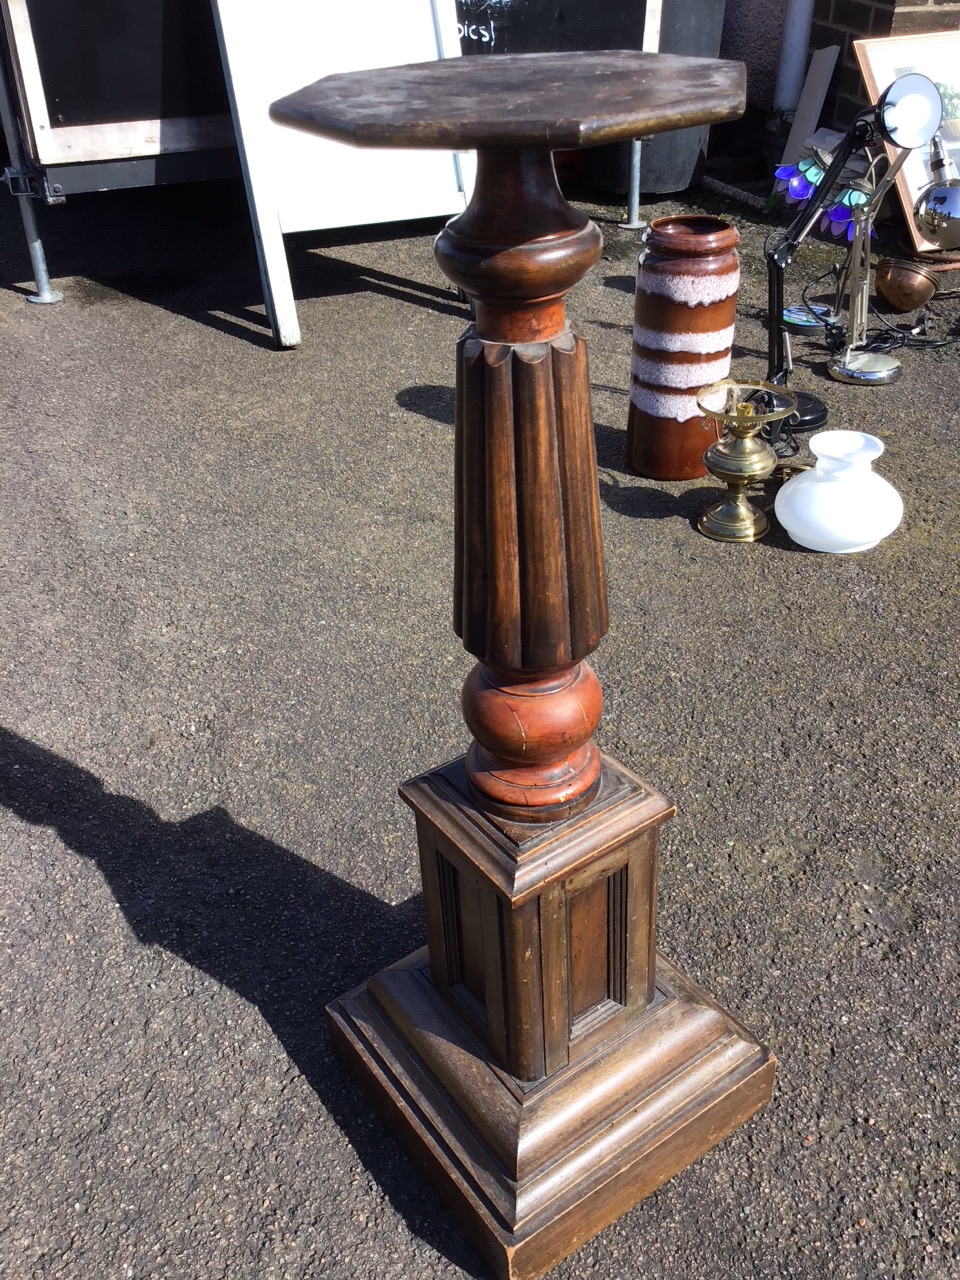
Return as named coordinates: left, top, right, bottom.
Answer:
left=462, top=662, right=603, bottom=822
left=435, top=149, right=603, bottom=344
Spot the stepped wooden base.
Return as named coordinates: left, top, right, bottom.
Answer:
left=327, top=949, right=775, bottom=1280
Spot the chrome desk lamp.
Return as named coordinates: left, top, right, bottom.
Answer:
left=766, top=74, right=943, bottom=405
left=826, top=145, right=915, bottom=385
left=914, top=131, right=960, bottom=251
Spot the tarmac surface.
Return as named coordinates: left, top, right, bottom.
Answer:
left=1, top=173, right=958, bottom=1280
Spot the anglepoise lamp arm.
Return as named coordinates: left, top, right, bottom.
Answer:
left=842, top=149, right=910, bottom=351
left=766, top=117, right=874, bottom=385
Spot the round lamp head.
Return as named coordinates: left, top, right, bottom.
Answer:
left=915, top=179, right=960, bottom=249
left=876, top=73, right=942, bottom=150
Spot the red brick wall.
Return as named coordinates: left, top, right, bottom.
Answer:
left=811, top=0, right=960, bottom=127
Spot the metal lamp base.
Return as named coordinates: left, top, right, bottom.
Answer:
left=828, top=349, right=901, bottom=385
left=764, top=387, right=828, bottom=432
left=781, top=303, right=838, bottom=334
left=698, top=498, right=769, bottom=543
left=756, top=389, right=828, bottom=459
left=696, top=379, right=792, bottom=544
left=791, top=391, right=829, bottom=431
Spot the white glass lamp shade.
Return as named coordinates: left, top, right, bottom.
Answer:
left=877, top=74, right=942, bottom=150
left=774, top=431, right=903, bottom=553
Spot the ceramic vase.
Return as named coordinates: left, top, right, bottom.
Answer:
left=774, top=430, right=903, bottom=553
left=625, top=214, right=740, bottom=481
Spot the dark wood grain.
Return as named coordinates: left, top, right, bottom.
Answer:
left=401, top=757, right=670, bottom=1083
left=568, top=874, right=609, bottom=1018
left=438, top=150, right=602, bottom=345
left=502, top=899, right=547, bottom=1082
left=515, top=343, right=569, bottom=669
left=457, top=866, right=487, bottom=1006
left=414, top=815, right=453, bottom=990
left=483, top=344, right=521, bottom=667
left=452, top=332, right=606, bottom=678
left=627, top=828, right=659, bottom=1011
left=270, top=50, right=745, bottom=151
left=540, top=881, right=570, bottom=1077
left=553, top=332, right=609, bottom=656
left=456, top=336, right=489, bottom=657
left=478, top=884, right=508, bottom=1067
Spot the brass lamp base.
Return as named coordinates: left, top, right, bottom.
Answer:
left=696, top=379, right=796, bottom=545
left=698, top=497, right=769, bottom=542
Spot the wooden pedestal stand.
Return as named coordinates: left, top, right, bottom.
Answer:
left=272, top=52, right=774, bottom=1280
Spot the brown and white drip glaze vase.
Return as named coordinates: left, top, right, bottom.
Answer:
left=625, top=215, right=740, bottom=481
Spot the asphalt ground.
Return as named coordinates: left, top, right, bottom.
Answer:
left=1, top=173, right=958, bottom=1280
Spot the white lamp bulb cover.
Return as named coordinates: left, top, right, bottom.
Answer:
left=878, top=73, right=943, bottom=150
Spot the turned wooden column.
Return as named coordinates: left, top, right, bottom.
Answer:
left=437, top=147, right=608, bottom=822
left=271, top=52, right=774, bottom=1280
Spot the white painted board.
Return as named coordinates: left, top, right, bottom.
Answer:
left=779, top=46, right=841, bottom=169
left=211, top=0, right=468, bottom=347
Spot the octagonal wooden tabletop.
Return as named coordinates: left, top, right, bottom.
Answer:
left=269, top=50, right=746, bottom=152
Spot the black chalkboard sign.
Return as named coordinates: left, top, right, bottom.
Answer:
left=454, top=0, right=729, bottom=192
left=24, top=0, right=228, bottom=128
left=455, top=0, right=648, bottom=57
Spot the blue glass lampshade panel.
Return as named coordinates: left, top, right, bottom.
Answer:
left=787, top=172, right=816, bottom=202
left=826, top=204, right=853, bottom=236
left=820, top=185, right=875, bottom=237
left=775, top=155, right=826, bottom=204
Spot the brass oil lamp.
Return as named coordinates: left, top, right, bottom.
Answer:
left=697, top=379, right=798, bottom=542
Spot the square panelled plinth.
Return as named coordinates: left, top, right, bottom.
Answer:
left=325, top=755, right=775, bottom=1280
left=404, top=755, right=675, bottom=1081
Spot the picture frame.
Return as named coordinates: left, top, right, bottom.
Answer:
left=854, top=30, right=960, bottom=254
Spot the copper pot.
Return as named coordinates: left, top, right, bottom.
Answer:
left=874, top=258, right=939, bottom=312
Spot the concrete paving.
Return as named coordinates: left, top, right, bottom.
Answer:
left=1, top=173, right=958, bottom=1280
